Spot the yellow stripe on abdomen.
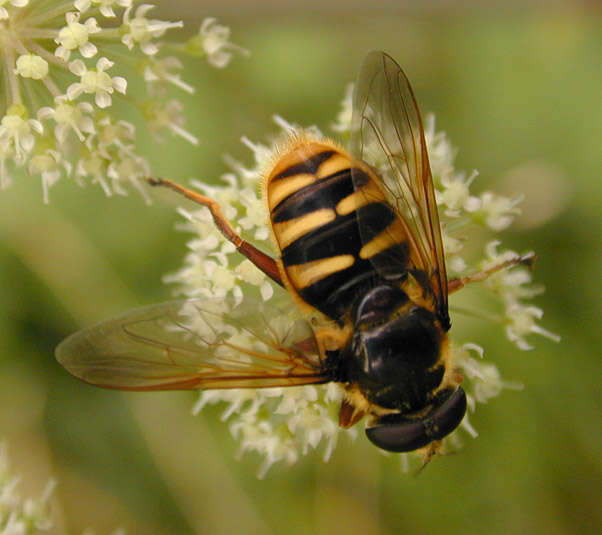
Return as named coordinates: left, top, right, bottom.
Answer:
left=316, top=153, right=351, bottom=179
left=287, top=255, right=355, bottom=288
left=359, top=218, right=409, bottom=260
left=273, top=208, right=336, bottom=249
left=336, top=180, right=386, bottom=216
left=267, top=173, right=316, bottom=211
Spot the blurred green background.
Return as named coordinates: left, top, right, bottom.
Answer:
left=0, top=2, right=600, bottom=534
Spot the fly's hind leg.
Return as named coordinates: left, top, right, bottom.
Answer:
left=447, top=252, right=535, bottom=294
left=147, top=177, right=283, bottom=287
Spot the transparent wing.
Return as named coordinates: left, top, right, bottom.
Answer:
left=56, top=298, right=329, bottom=391
left=350, top=51, right=449, bottom=327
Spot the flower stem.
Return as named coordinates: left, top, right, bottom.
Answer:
left=4, top=45, right=22, bottom=105
left=25, top=2, right=73, bottom=27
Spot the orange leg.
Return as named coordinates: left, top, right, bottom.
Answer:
left=447, top=252, right=535, bottom=294
left=147, top=178, right=284, bottom=287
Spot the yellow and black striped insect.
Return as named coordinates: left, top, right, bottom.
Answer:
left=57, top=51, right=532, bottom=457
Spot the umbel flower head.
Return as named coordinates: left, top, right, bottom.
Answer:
left=0, top=442, right=55, bottom=533
left=0, top=1, right=247, bottom=202
left=0, top=439, right=127, bottom=533
left=164, top=95, right=559, bottom=476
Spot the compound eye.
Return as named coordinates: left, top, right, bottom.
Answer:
left=366, top=418, right=428, bottom=453
left=365, top=387, right=467, bottom=452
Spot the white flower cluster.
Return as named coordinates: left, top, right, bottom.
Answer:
left=0, top=442, right=54, bottom=534
left=165, top=92, right=558, bottom=475
left=193, top=383, right=354, bottom=478
left=0, top=2, right=247, bottom=202
left=421, top=115, right=560, bottom=351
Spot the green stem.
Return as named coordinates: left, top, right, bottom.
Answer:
left=25, top=2, right=73, bottom=27
left=449, top=304, right=503, bottom=324
left=19, top=28, right=59, bottom=39
left=4, top=45, right=22, bottom=105
left=26, top=39, right=66, bottom=68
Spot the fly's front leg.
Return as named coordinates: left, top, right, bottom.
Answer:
left=147, top=177, right=283, bottom=287
left=447, top=252, right=535, bottom=294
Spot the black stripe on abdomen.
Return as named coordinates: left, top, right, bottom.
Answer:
left=272, top=168, right=372, bottom=223
left=283, top=203, right=400, bottom=319
left=282, top=202, right=396, bottom=265
left=298, top=256, right=377, bottom=320
left=271, top=150, right=336, bottom=180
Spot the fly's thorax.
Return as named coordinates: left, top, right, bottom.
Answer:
left=341, top=284, right=447, bottom=412
left=264, top=135, right=412, bottom=321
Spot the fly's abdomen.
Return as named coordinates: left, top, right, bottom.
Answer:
left=267, top=139, right=411, bottom=320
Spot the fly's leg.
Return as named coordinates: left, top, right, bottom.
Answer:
left=447, top=252, right=535, bottom=294
left=148, top=177, right=283, bottom=287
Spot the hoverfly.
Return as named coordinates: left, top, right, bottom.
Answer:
left=57, top=51, right=532, bottom=458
